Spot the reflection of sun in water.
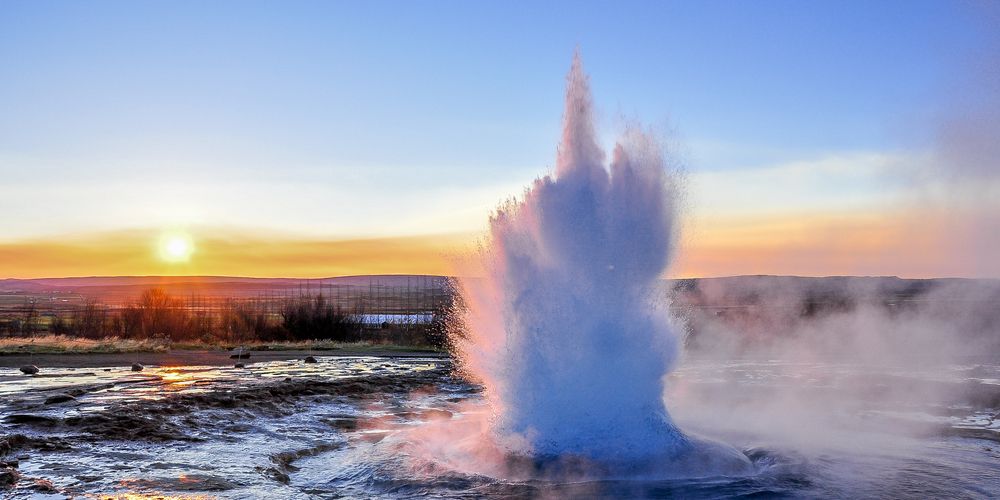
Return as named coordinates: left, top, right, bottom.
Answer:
left=159, top=233, right=195, bottom=263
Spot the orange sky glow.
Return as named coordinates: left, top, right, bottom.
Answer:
left=1, top=205, right=991, bottom=280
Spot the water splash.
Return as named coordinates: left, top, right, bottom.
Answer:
left=452, top=55, right=741, bottom=471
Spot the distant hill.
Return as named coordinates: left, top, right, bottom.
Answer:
left=4, top=273, right=996, bottom=304
left=4, top=273, right=995, bottom=293
left=0, top=279, right=54, bottom=294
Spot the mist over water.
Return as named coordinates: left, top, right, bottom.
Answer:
left=450, top=55, right=744, bottom=472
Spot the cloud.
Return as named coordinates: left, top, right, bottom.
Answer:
left=672, top=207, right=969, bottom=278
left=674, top=146, right=997, bottom=278
left=686, top=151, right=909, bottom=217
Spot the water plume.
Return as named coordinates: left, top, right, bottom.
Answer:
left=450, top=55, right=748, bottom=473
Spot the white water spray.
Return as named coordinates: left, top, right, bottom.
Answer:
left=452, top=56, right=746, bottom=472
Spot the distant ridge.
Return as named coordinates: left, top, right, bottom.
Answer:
left=2, top=274, right=994, bottom=297
left=3, top=274, right=994, bottom=289
left=1, top=274, right=444, bottom=289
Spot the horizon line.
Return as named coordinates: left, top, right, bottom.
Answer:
left=4, top=273, right=995, bottom=283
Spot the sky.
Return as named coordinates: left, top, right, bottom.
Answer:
left=1, top=0, right=998, bottom=279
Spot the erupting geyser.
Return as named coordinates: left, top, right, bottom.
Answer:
left=452, top=55, right=750, bottom=475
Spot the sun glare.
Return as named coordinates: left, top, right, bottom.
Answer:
left=159, top=233, right=194, bottom=263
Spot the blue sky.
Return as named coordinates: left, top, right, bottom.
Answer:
left=1, top=1, right=997, bottom=277
left=3, top=1, right=978, bottom=175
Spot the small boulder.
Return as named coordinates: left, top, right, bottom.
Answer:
left=4, top=414, right=58, bottom=426
left=19, top=365, right=39, bottom=375
left=131, top=363, right=144, bottom=372
left=30, top=478, right=57, bottom=493
left=234, top=363, right=246, bottom=369
left=44, top=394, right=76, bottom=405
left=0, top=466, right=19, bottom=488
left=304, top=356, right=318, bottom=364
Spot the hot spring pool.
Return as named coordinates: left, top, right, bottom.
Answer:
left=1, top=355, right=997, bottom=498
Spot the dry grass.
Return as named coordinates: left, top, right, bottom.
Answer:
left=0, top=336, right=444, bottom=355
left=0, top=335, right=170, bottom=354
left=180, top=339, right=444, bottom=353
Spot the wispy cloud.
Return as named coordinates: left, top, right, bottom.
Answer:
left=685, top=151, right=911, bottom=217
left=0, top=174, right=531, bottom=241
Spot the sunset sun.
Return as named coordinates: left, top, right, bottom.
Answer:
left=159, top=233, right=194, bottom=263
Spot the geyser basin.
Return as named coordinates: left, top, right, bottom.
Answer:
left=450, top=55, right=752, bottom=477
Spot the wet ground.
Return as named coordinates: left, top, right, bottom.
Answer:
left=0, top=355, right=998, bottom=498
left=0, top=348, right=445, bottom=369
left=0, top=356, right=458, bottom=498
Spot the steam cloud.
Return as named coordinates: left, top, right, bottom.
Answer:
left=441, top=55, right=750, bottom=478
left=455, top=54, right=682, bottom=461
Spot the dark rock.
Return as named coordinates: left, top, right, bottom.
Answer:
left=30, top=478, right=57, bottom=493
left=234, top=363, right=246, bottom=369
left=256, top=466, right=290, bottom=485
left=62, top=412, right=196, bottom=442
left=44, top=394, right=77, bottom=405
left=2, top=435, right=71, bottom=453
left=321, top=417, right=357, bottom=431
left=0, top=435, right=28, bottom=456
left=19, top=365, right=38, bottom=375
left=304, top=356, right=318, bottom=364
left=0, top=467, right=19, bottom=488
left=230, top=352, right=251, bottom=359
left=4, top=414, right=60, bottom=426
left=131, top=363, right=144, bottom=372
left=270, top=442, right=342, bottom=473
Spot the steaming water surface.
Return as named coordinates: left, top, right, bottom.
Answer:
left=1, top=355, right=998, bottom=498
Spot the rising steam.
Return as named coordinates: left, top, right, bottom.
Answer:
left=449, top=55, right=746, bottom=472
